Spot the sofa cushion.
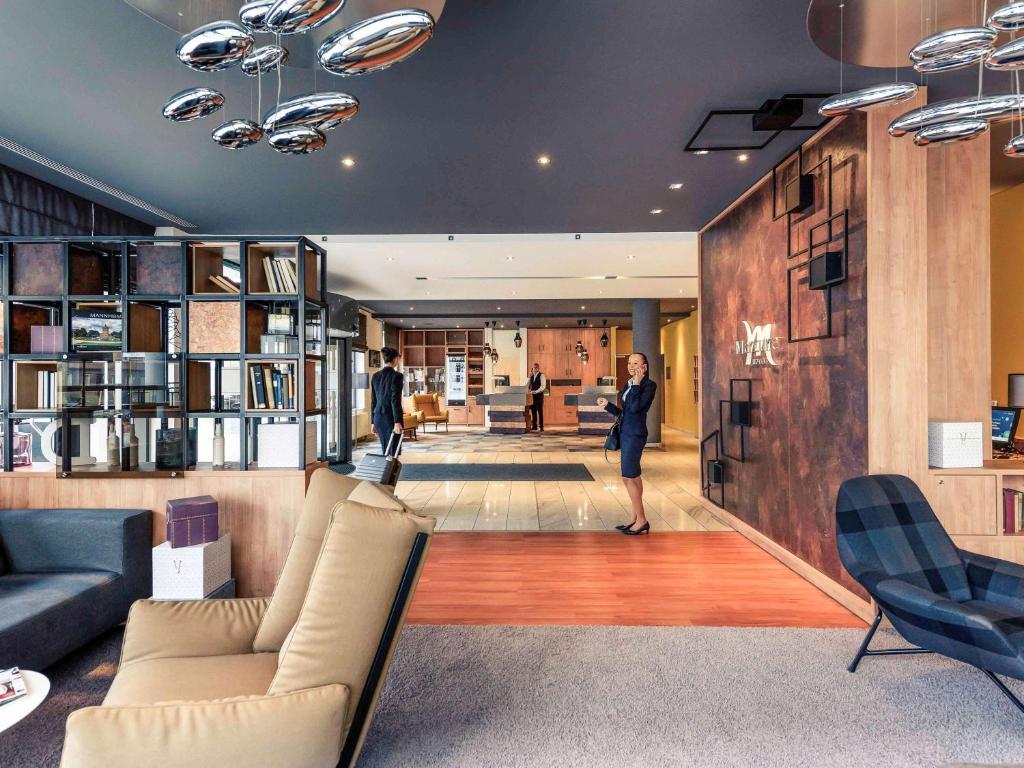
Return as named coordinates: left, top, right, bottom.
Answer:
left=348, top=481, right=412, bottom=513
left=253, top=468, right=361, bottom=652
left=0, top=571, right=120, bottom=670
left=105, top=652, right=279, bottom=707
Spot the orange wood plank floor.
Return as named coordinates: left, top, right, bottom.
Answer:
left=407, top=531, right=866, bottom=628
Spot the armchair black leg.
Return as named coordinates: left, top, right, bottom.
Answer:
left=982, top=670, right=1024, bottom=715
left=848, top=608, right=933, bottom=673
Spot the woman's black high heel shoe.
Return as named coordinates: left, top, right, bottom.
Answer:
left=623, top=521, right=650, bottom=535
left=615, top=521, right=636, bottom=531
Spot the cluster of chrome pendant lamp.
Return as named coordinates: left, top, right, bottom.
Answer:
left=817, top=0, right=1024, bottom=156
left=161, top=0, right=435, bottom=153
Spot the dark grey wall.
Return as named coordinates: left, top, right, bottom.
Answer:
left=0, top=163, right=152, bottom=237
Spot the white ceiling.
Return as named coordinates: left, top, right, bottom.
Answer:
left=317, top=231, right=698, bottom=302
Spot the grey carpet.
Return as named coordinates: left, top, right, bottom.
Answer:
left=397, top=463, right=595, bottom=481
left=6, top=625, right=1024, bottom=767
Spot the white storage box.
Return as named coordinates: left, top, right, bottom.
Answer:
left=152, top=534, right=231, bottom=600
left=928, top=421, right=984, bottom=468
left=256, top=421, right=317, bottom=468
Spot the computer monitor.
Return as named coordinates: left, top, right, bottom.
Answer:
left=992, top=407, right=1021, bottom=448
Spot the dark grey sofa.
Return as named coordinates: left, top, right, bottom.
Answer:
left=0, top=508, right=152, bottom=671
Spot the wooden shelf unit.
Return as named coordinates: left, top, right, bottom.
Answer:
left=401, top=327, right=485, bottom=425
left=0, top=236, right=330, bottom=474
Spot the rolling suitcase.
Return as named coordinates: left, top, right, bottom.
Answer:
left=353, top=432, right=403, bottom=486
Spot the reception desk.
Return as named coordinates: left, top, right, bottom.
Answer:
left=564, top=385, right=618, bottom=435
left=475, top=386, right=531, bottom=433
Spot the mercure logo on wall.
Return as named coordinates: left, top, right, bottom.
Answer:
left=735, top=321, right=782, bottom=367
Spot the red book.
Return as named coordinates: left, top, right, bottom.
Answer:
left=1004, top=489, right=1017, bottom=534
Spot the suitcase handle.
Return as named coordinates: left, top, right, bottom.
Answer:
left=384, top=430, right=404, bottom=456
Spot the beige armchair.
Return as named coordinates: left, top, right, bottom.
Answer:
left=61, top=469, right=435, bottom=768
left=413, top=392, right=449, bottom=432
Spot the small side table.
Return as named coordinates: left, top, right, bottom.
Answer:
left=0, top=670, right=50, bottom=733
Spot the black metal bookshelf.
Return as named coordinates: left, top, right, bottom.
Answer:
left=0, top=235, right=330, bottom=476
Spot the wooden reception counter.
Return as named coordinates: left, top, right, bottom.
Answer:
left=0, top=465, right=321, bottom=598
left=475, top=387, right=532, bottom=433
left=564, top=386, right=618, bottom=435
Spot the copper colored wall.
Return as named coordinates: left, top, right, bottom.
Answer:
left=699, top=114, right=868, bottom=597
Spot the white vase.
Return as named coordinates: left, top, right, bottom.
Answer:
left=212, top=422, right=225, bottom=469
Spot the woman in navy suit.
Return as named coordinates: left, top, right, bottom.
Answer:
left=597, top=352, right=657, bottom=535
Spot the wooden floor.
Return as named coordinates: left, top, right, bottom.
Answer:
left=366, top=426, right=863, bottom=628
left=407, top=531, right=865, bottom=627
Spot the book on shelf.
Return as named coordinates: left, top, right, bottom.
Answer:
left=207, top=274, right=240, bottom=293
left=249, top=363, right=296, bottom=409
left=1003, top=488, right=1024, bottom=534
left=0, top=667, right=28, bottom=707
left=36, top=369, right=58, bottom=409
left=262, top=256, right=298, bottom=293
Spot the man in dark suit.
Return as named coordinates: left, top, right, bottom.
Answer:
left=527, top=362, right=546, bottom=431
left=370, top=346, right=404, bottom=456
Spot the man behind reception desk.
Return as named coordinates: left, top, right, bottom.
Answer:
left=528, top=362, right=546, bottom=431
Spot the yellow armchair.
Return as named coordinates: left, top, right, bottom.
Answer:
left=61, top=470, right=434, bottom=768
left=412, top=392, right=450, bottom=432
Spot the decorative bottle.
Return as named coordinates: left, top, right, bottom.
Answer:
left=106, top=419, right=120, bottom=469
left=128, top=422, right=140, bottom=469
left=212, top=421, right=225, bottom=469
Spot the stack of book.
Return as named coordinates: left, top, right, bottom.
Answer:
left=0, top=667, right=27, bottom=706
left=1004, top=488, right=1024, bottom=534
left=262, top=257, right=299, bottom=293
left=208, top=274, right=240, bottom=293
left=249, top=363, right=296, bottom=410
left=37, top=369, right=59, bottom=408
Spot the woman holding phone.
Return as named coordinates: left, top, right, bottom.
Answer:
left=597, top=352, right=657, bottom=535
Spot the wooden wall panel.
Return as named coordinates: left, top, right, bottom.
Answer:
left=865, top=92, right=929, bottom=483
left=0, top=469, right=311, bottom=598
left=699, top=114, right=870, bottom=597
left=926, top=134, right=992, bottom=454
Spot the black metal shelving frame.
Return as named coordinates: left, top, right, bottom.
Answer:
left=0, top=235, right=330, bottom=475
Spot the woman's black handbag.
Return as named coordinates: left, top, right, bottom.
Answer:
left=604, top=416, right=621, bottom=454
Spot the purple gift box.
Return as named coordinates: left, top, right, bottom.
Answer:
left=166, top=495, right=219, bottom=549
left=30, top=325, right=62, bottom=354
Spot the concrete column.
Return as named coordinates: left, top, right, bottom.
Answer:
left=631, top=298, right=662, bottom=444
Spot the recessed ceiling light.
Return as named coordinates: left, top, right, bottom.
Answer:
left=694, top=150, right=709, bottom=155
left=412, top=324, right=417, bottom=328
left=409, top=306, right=414, bottom=310
left=669, top=182, right=683, bottom=190
left=341, top=156, right=356, bottom=168
left=506, top=255, right=514, bottom=261
left=598, top=290, right=603, bottom=294
left=580, top=305, right=586, bottom=310
left=650, top=208, right=663, bottom=215
left=387, top=256, right=394, bottom=261
left=627, top=254, right=636, bottom=261
left=496, top=306, right=501, bottom=310
left=512, top=290, right=517, bottom=295
left=545, top=324, right=549, bottom=328
left=737, top=153, right=749, bottom=162
left=456, top=324, right=460, bottom=328
left=536, top=154, right=551, bottom=166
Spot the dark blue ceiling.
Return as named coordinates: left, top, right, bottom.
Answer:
left=0, top=0, right=945, bottom=234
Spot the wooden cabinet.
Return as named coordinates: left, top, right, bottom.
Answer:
left=925, top=473, right=998, bottom=536
left=468, top=399, right=485, bottom=425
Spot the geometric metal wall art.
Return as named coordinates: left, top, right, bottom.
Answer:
left=685, top=93, right=831, bottom=153
left=718, top=378, right=754, bottom=463
left=700, top=430, right=725, bottom=509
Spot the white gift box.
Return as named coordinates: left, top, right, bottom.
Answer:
left=152, top=534, right=231, bottom=600
left=257, top=421, right=317, bottom=468
left=928, top=421, right=984, bottom=468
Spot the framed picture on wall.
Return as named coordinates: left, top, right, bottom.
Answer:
left=368, top=349, right=382, bottom=368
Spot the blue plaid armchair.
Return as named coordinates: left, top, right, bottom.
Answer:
left=836, top=474, right=1024, bottom=713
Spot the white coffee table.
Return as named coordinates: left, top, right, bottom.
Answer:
left=0, top=670, right=50, bottom=733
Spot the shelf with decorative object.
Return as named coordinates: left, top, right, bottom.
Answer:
left=0, top=235, right=330, bottom=475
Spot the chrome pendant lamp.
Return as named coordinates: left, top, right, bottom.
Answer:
left=158, top=0, right=436, bottom=153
